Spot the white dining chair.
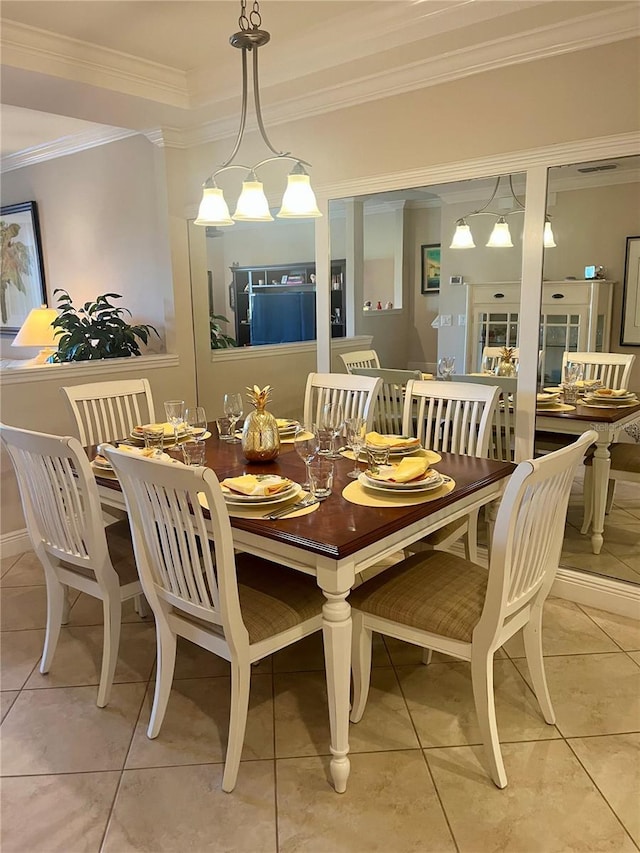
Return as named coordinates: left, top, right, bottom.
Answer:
left=0, top=423, right=143, bottom=707
left=303, top=372, right=383, bottom=433
left=103, top=445, right=325, bottom=793
left=350, top=367, right=423, bottom=434
left=481, top=346, right=520, bottom=374
left=339, top=349, right=381, bottom=374
left=61, top=378, right=156, bottom=445
left=349, top=430, right=597, bottom=788
left=402, top=379, right=500, bottom=562
left=561, top=351, right=635, bottom=390
left=452, top=374, right=517, bottom=462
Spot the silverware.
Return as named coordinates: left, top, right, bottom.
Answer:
left=264, top=497, right=318, bottom=520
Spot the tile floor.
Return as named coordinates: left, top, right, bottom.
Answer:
left=1, top=488, right=639, bottom=852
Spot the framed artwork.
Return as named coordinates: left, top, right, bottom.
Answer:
left=421, top=243, right=441, bottom=293
left=620, top=235, right=640, bottom=346
left=0, top=201, right=47, bottom=333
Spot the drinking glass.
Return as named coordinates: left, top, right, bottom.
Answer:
left=182, top=440, right=206, bottom=466
left=366, top=445, right=390, bottom=470
left=437, top=356, right=456, bottom=381
left=223, top=393, right=243, bottom=443
left=185, top=406, right=207, bottom=441
left=164, top=400, right=185, bottom=442
left=345, top=415, right=366, bottom=479
left=142, top=425, right=164, bottom=454
left=294, top=424, right=319, bottom=489
left=320, top=401, right=344, bottom=458
left=308, top=458, right=334, bottom=499
left=216, top=417, right=234, bottom=441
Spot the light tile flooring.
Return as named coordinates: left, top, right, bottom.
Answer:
left=1, top=485, right=639, bottom=852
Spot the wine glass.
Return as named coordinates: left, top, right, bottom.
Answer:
left=345, top=415, right=366, bottom=479
left=223, top=392, right=243, bottom=443
left=294, top=424, right=319, bottom=489
left=164, top=399, right=185, bottom=443
left=320, top=401, right=344, bottom=459
left=437, top=356, right=456, bottom=381
left=185, top=406, right=207, bottom=441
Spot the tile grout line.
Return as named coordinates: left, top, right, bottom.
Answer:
left=574, top=603, right=637, bottom=652
left=271, top=656, right=281, bottom=853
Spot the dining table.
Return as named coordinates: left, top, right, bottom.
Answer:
left=536, top=398, right=640, bottom=554
left=90, top=426, right=515, bottom=793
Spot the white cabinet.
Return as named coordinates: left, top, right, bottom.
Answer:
left=465, top=280, right=614, bottom=384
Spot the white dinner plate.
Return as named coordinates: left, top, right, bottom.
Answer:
left=221, top=481, right=301, bottom=505
left=582, top=397, right=638, bottom=408
left=92, top=450, right=171, bottom=471
left=365, top=437, right=422, bottom=456
left=358, top=471, right=445, bottom=493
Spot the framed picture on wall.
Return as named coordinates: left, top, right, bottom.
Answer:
left=421, top=244, right=441, bottom=294
left=620, top=235, right=640, bottom=346
left=0, top=201, right=47, bottom=333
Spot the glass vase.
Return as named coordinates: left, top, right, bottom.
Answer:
left=241, top=407, right=280, bottom=462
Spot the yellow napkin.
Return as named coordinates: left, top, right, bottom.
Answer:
left=365, top=432, right=420, bottom=449
left=136, top=422, right=186, bottom=437
left=221, top=475, right=291, bottom=496
left=276, top=418, right=298, bottom=429
left=593, top=388, right=629, bottom=398
left=369, top=457, right=429, bottom=483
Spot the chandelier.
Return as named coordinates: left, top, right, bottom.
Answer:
left=450, top=174, right=556, bottom=249
left=195, top=0, right=321, bottom=226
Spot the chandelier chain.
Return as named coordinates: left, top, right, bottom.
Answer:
left=239, top=0, right=262, bottom=32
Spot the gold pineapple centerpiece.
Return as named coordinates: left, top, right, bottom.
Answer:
left=241, top=384, right=280, bottom=462
left=495, top=346, right=517, bottom=377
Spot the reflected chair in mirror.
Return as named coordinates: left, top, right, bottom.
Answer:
left=61, top=378, right=156, bottom=446
left=581, top=440, right=640, bottom=535
left=452, top=375, right=517, bottom=462
left=103, top=446, right=325, bottom=793
left=401, top=379, right=500, bottom=562
left=0, top=423, right=143, bottom=708
left=481, top=346, right=520, bottom=374
left=339, top=349, right=381, bottom=374
left=561, top=351, right=635, bottom=390
left=303, top=372, right=383, bottom=433
left=349, top=430, right=597, bottom=788
left=350, top=367, right=422, bottom=434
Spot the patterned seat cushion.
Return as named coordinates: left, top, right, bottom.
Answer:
left=61, top=519, right=139, bottom=586
left=348, top=551, right=488, bottom=643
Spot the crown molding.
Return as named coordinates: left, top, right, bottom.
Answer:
left=1, top=126, right=139, bottom=172
left=0, top=20, right=189, bottom=108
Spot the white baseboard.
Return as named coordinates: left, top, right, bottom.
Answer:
left=552, top=567, right=640, bottom=620
left=0, top=528, right=31, bottom=558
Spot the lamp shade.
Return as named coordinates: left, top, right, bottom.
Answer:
left=543, top=217, right=556, bottom=248
left=194, top=187, right=234, bottom=226
left=277, top=172, right=322, bottom=218
left=486, top=217, right=513, bottom=248
left=232, top=179, right=274, bottom=222
left=12, top=306, right=58, bottom=347
left=450, top=219, right=475, bottom=249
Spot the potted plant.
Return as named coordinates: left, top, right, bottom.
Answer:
left=49, top=289, right=159, bottom=362
left=210, top=313, right=237, bottom=349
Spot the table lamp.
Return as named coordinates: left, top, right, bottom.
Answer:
left=11, top=305, right=59, bottom=364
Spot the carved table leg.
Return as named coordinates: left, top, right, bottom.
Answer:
left=321, top=590, right=352, bottom=793
left=590, top=440, right=611, bottom=555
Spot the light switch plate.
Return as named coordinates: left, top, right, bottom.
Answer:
left=458, top=314, right=466, bottom=326
left=441, top=314, right=452, bottom=326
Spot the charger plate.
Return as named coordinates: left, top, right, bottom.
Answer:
left=198, top=490, right=319, bottom=519
left=342, top=477, right=455, bottom=508
left=535, top=403, right=576, bottom=413
left=340, top=447, right=440, bottom=464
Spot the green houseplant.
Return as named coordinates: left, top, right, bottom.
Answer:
left=49, top=289, right=159, bottom=362
left=210, top=313, right=237, bottom=349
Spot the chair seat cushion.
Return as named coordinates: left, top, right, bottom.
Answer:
left=62, top=519, right=139, bottom=587
left=235, top=554, right=324, bottom=644
left=584, top=443, right=640, bottom=473
left=348, top=551, right=487, bottom=643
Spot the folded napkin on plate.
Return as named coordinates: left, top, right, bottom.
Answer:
left=94, top=445, right=160, bottom=466
left=370, top=457, right=429, bottom=483
left=365, top=432, right=419, bottom=448
left=593, top=388, right=630, bottom=398
left=221, top=475, right=291, bottom=496
left=135, top=422, right=186, bottom=437
left=276, top=418, right=297, bottom=429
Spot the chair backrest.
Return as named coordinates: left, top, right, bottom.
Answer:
left=403, top=379, right=500, bottom=457
left=339, top=349, right=381, bottom=373
left=351, top=367, right=422, bottom=434
left=481, top=346, right=520, bottom=373
left=480, top=430, right=597, bottom=641
left=561, top=351, right=635, bottom=390
left=103, top=445, right=247, bottom=650
left=61, top=378, right=156, bottom=446
left=0, top=423, right=112, bottom=583
left=452, top=374, right=517, bottom=461
left=303, top=373, right=383, bottom=432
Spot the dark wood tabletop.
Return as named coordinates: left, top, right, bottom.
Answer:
left=536, top=398, right=640, bottom=423
left=92, top=426, right=515, bottom=561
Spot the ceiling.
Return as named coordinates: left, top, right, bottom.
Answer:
left=1, top=0, right=638, bottom=163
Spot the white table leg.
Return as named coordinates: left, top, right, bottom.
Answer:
left=590, top=439, right=611, bottom=555
left=321, top=588, right=352, bottom=793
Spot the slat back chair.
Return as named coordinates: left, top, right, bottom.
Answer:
left=103, top=446, right=324, bottom=793
left=61, top=378, right=156, bottom=445
left=350, top=367, right=423, bottom=434
left=561, top=351, right=635, bottom=390
left=481, top=346, right=520, bottom=374
left=339, top=349, right=381, bottom=374
left=303, top=373, right=383, bottom=433
left=350, top=430, right=597, bottom=789
left=0, top=423, right=142, bottom=707
left=452, top=375, right=518, bottom=461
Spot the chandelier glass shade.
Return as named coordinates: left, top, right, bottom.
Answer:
left=449, top=175, right=556, bottom=249
left=195, top=0, right=321, bottom=227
